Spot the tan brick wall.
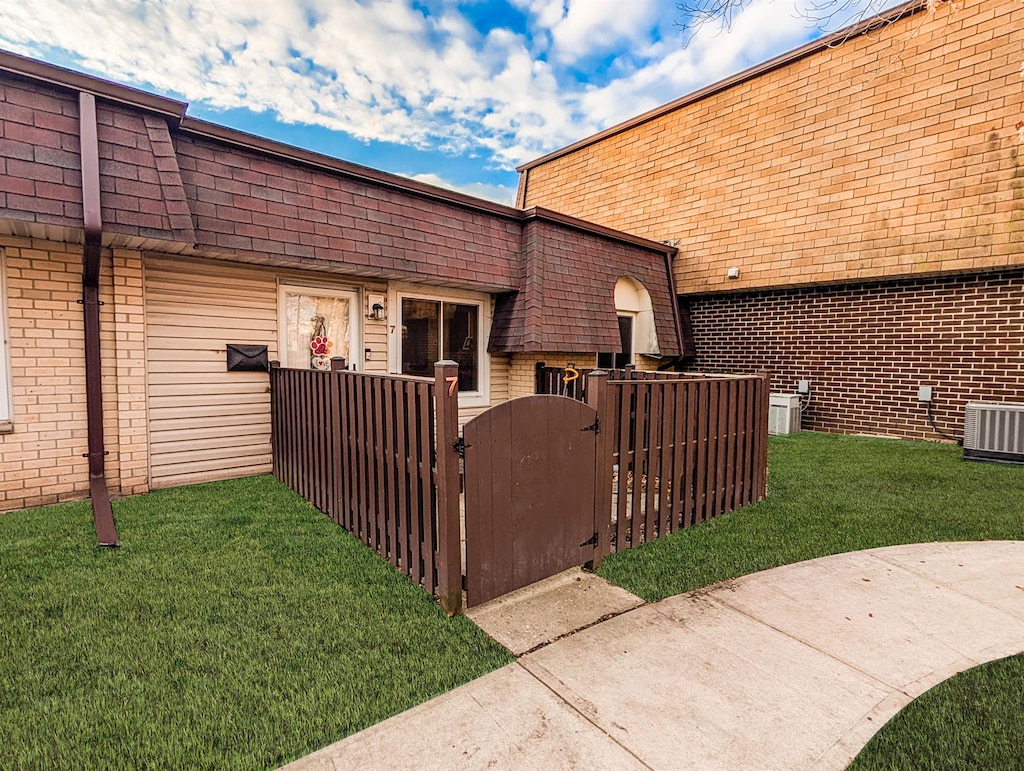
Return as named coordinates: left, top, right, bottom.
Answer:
left=521, top=2, right=1024, bottom=295
left=1, top=238, right=90, bottom=510
left=111, top=249, right=149, bottom=496
left=0, top=237, right=145, bottom=512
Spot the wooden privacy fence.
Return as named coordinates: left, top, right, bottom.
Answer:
left=270, top=359, right=462, bottom=613
left=585, top=372, right=769, bottom=563
left=270, top=359, right=768, bottom=613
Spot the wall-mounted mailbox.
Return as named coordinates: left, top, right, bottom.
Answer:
left=226, top=344, right=270, bottom=372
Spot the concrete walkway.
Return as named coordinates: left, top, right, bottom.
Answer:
left=284, top=541, right=1024, bottom=770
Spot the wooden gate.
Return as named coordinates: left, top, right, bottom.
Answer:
left=463, top=395, right=599, bottom=607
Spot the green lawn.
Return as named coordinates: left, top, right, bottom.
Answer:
left=850, top=653, right=1024, bottom=770
left=597, top=432, right=1024, bottom=601
left=0, top=476, right=512, bottom=770
left=4, top=435, right=1023, bottom=769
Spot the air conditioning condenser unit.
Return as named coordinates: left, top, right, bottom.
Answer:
left=769, top=393, right=801, bottom=435
left=963, top=402, right=1024, bottom=465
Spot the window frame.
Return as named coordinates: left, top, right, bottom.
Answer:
left=0, top=250, right=11, bottom=425
left=277, top=282, right=362, bottom=371
left=388, top=284, right=490, bottom=408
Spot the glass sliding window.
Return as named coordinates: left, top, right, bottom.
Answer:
left=400, top=297, right=479, bottom=392
left=444, top=303, right=478, bottom=392
left=281, top=288, right=356, bottom=370
left=400, top=299, right=440, bottom=378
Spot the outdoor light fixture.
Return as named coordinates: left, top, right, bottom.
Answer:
left=367, top=293, right=387, bottom=321
left=727, top=266, right=740, bottom=279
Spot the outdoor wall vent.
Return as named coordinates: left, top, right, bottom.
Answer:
left=768, top=393, right=801, bottom=435
left=963, top=402, right=1024, bottom=465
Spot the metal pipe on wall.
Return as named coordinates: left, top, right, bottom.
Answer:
left=79, top=90, right=119, bottom=547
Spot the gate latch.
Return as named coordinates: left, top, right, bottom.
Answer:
left=453, top=437, right=467, bottom=458
left=580, top=532, right=599, bottom=548
left=582, top=418, right=600, bottom=434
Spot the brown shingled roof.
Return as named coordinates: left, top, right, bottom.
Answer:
left=0, top=48, right=683, bottom=355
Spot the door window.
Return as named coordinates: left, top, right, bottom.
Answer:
left=280, top=287, right=358, bottom=370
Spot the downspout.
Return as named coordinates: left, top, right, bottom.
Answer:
left=79, top=91, right=119, bottom=547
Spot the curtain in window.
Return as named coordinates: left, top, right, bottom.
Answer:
left=283, top=292, right=352, bottom=369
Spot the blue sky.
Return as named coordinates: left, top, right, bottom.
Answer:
left=0, top=0, right=894, bottom=204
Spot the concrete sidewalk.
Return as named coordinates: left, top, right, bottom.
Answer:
left=284, top=541, right=1024, bottom=770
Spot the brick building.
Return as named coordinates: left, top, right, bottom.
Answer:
left=0, top=51, right=682, bottom=513
left=518, top=0, right=1024, bottom=441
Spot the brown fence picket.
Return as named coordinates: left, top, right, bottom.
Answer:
left=406, top=381, right=420, bottom=575
left=735, top=378, right=748, bottom=508
left=269, top=364, right=461, bottom=609
left=297, top=370, right=308, bottom=503
left=657, top=382, right=674, bottom=538
left=669, top=379, right=685, bottom=533
left=417, top=380, right=435, bottom=594
left=642, top=383, right=658, bottom=544
left=694, top=379, right=708, bottom=524
left=757, top=374, right=770, bottom=498
left=615, top=381, right=633, bottom=551
left=712, top=379, right=725, bottom=519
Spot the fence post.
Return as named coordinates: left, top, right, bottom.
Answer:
left=756, top=370, right=770, bottom=501
left=586, top=370, right=613, bottom=569
left=330, top=356, right=347, bottom=372
left=434, top=360, right=463, bottom=615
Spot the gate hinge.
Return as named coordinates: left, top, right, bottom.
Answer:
left=582, top=418, right=600, bottom=434
left=580, top=531, right=599, bottom=548
left=453, top=437, right=466, bottom=458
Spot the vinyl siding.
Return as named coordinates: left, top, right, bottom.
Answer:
left=144, top=257, right=278, bottom=487
left=144, top=256, right=512, bottom=484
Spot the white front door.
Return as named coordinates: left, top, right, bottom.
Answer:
left=280, top=286, right=360, bottom=370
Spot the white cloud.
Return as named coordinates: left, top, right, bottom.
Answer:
left=0, top=0, right=876, bottom=174
left=408, top=173, right=518, bottom=205
left=575, top=0, right=820, bottom=130
left=509, top=0, right=660, bottom=62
